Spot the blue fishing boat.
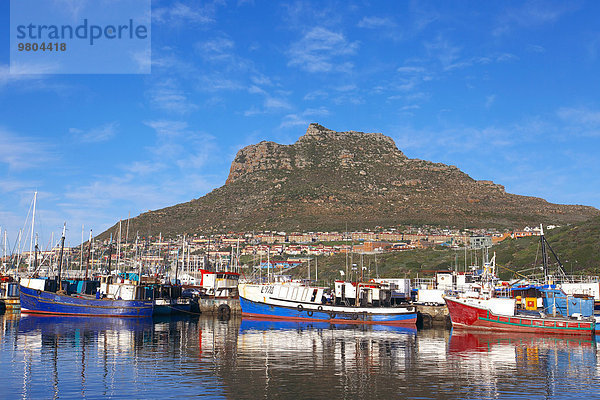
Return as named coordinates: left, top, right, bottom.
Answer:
left=19, top=225, right=153, bottom=317
left=238, top=281, right=417, bottom=325
left=20, top=278, right=153, bottom=317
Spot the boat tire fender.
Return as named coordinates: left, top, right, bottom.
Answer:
left=307, top=310, right=313, bottom=317
left=217, top=304, right=231, bottom=320
left=317, top=306, right=323, bottom=311
left=329, top=312, right=336, bottom=320
left=297, top=304, right=304, bottom=312
left=352, top=313, right=359, bottom=320
left=418, top=312, right=433, bottom=329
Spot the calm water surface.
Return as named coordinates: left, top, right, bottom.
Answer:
left=1, top=312, right=599, bottom=399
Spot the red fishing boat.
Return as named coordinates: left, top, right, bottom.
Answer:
left=445, top=295, right=595, bottom=336
left=445, top=225, right=596, bottom=337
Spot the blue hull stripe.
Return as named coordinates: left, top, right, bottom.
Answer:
left=239, top=296, right=416, bottom=324
left=20, top=285, right=153, bottom=317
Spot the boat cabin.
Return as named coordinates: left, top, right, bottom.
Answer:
left=334, top=281, right=392, bottom=307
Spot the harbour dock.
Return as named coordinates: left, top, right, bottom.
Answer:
left=417, top=305, right=450, bottom=328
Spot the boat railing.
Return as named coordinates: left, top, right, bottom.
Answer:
left=558, top=275, right=600, bottom=283
left=413, top=278, right=436, bottom=289
left=494, top=287, right=511, bottom=298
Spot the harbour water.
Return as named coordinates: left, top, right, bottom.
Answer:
left=1, top=312, right=599, bottom=399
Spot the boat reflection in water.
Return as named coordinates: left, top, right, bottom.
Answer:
left=227, top=317, right=418, bottom=399
left=17, top=314, right=153, bottom=334
left=240, top=316, right=418, bottom=334
left=4, top=313, right=600, bottom=399
left=3, top=314, right=225, bottom=399
left=447, top=330, right=598, bottom=399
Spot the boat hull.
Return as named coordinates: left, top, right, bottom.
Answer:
left=153, top=298, right=193, bottom=315
left=20, top=285, right=153, bottom=317
left=445, top=296, right=594, bottom=336
left=240, top=296, right=417, bottom=325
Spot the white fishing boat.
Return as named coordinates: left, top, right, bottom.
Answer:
left=239, top=280, right=416, bottom=325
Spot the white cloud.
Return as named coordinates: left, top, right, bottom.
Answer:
left=557, top=107, right=600, bottom=127
left=443, top=52, right=517, bottom=71
left=196, top=36, right=236, bottom=62
left=287, top=27, right=359, bottom=73
left=0, top=64, right=70, bottom=94
left=357, top=16, right=396, bottom=29
left=399, top=104, right=420, bottom=111
left=70, top=122, right=118, bottom=143
left=143, top=120, right=188, bottom=137
left=148, top=79, right=198, bottom=114
left=493, top=2, right=577, bottom=36
left=59, top=120, right=225, bottom=235
left=397, top=66, right=426, bottom=74
left=0, top=128, right=54, bottom=170
left=250, top=75, right=273, bottom=86
left=153, top=2, right=214, bottom=25
left=264, top=97, right=291, bottom=110
left=303, top=89, right=328, bottom=101
left=557, top=107, right=600, bottom=136
left=196, top=74, right=244, bottom=92
left=280, top=107, right=330, bottom=128
left=8, top=61, right=63, bottom=75
left=243, top=96, right=292, bottom=116
left=527, top=44, right=546, bottom=53
left=424, top=37, right=461, bottom=69
left=123, top=161, right=165, bottom=176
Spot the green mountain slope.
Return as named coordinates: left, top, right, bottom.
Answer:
left=286, top=217, right=600, bottom=283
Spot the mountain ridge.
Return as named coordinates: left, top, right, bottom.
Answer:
left=99, top=123, right=599, bottom=238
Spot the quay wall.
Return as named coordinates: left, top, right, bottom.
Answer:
left=416, top=305, right=450, bottom=328
left=197, top=297, right=241, bottom=315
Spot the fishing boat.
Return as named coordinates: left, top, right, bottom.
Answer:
left=152, top=283, right=194, bottom=315
left=444, top=291, right=594, bottom=336
left=20, top=225, right=153, bottom=317
left=445, top=226, right=595, bottom=336
left=185, top=269, right=240, bottom=298
left=238, top=280, right=417, bottom=325
left=0, top=274, right=20, bottom=311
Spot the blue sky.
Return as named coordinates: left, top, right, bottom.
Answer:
left=1, top=0, right=600, bottom=248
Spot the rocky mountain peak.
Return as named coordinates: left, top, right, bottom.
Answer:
left=298, top=123, right=400, bottom=150
left=226, top=123, right=406, bottom=185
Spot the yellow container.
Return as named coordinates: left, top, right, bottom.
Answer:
left=525, top=297, right=537, bottom=310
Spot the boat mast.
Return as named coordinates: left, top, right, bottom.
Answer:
left=85, top=230, right=92, bottom=280
left=158, top=232, right=162, bottom=274
left=80, top=224, right=84, bottom=277
left=540, top=224, right=548, bottom=285
left=28, top=191, right=37, bottom=272
left=175, top=248, right=179, bottom=285
left=179, top=235, right=185, bottom=283
left=236, top=238, right=240, bottom=273
left=125, top=212, right=130, bottom=246
left=117, top=220, right=122, bottom=274
left=345, top=224, right=349, bottom=278
left=57, top=223, right=66, bottom=291
left=136, top=234, right=142, bottom=285
left=2, top=229, right=6, bottom=274
left=33, top=233, right=38, bottom=273
left=107, top=233, right=113, bottom=276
